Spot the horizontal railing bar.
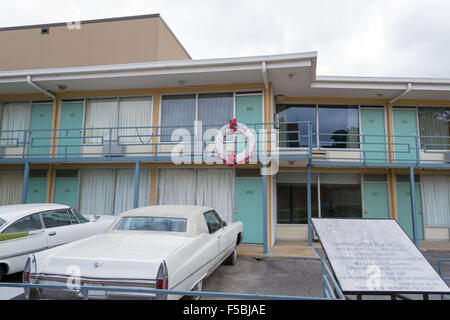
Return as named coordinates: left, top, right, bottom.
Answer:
left=0, top=282, right=332, bottom=300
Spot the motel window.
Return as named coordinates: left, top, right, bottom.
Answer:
left=160, top=93, right=234, bottom=142
left=320, top=173, right=362, bottom=218
left=418, top=107, right=450, bottom=150
left=276, top=172, right=362, bottom=224
left=84, top=97, right=152, bottom=143
left=276, top=104, right=317, bottom=147
left=318, top=105, right=359, bottom=149
left=0, top=102, right=31, bottom=145
left=277, top=173, right=319, bottom=224
left=78, top=168, right=150, bottom=216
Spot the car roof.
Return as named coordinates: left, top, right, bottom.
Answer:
left=0, top=203, right=70, bottom=223
left=116, top=205, right=214, bottom=236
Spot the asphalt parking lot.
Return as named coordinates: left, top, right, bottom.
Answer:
left=2, top=248, right=450, bottom=300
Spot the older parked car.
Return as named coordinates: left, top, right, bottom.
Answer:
left=0, top=203, right=115, bottom=281
left=23, top=205, right=243, bottom=300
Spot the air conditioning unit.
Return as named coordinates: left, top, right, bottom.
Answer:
left=103, top=142, right=125, bottom=157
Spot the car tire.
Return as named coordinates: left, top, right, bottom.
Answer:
left=0, top=266, right=3, bottom=282
left=224, top=248, right=237, bottom=265
left=186, top=280, right=203, bottom=300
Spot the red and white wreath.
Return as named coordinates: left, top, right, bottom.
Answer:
left=214, top=119, right=256, bottom=167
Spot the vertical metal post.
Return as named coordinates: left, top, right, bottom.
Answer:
left=262, top=166, right=268, bottom=255
left=133, top=160, right=140, bottom=208
left=21, top=160, right=30, bottom=204
left=409, top=166, right=419, bottom=247
left=307, top=164, right=312, bottom=246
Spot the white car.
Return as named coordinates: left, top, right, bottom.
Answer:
left=0, top=203, right=116, bottom=281
left=23, top=205, right=244, bottom=300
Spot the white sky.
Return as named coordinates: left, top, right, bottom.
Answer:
left=1, top=0, right=450, bottom=78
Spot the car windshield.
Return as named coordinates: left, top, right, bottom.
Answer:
left=72, top=209, right=90, bottom=223
left=0, top=217, right=5, bottom=228
left=113, top=217, right=187, bottom=232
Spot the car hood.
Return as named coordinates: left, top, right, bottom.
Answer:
left=38, top=232, right=192, bottom=279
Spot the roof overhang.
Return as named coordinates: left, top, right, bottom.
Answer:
left=1, top=51, right=450, bottom=101
left=0, top=52, right=317, bottom=96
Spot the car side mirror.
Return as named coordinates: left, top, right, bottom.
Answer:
left=222, top=220, right=227, bottom=227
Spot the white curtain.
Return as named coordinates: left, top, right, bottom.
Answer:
left=114, top=169, right=134, bottom=215
left=113, top=168, right=151, bottom=215
left=79, top=169, right=115, bottom=215
left=0, top=102, right=31, bottom=145
left=138, top=168, right=150, bottom=208
left=157, top=169, right=196, bottom=205
left=118, top=97, right=152, bottom=144
left=0, top=170, right=23, bottom=205
left=422, top=175, right=450, bottom=227
left=85, top=99, right=118, bottom=143
left=195, top=169, right=234, bottom=222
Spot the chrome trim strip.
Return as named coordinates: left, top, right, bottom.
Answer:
left=0, top=246, right=47, bottom=260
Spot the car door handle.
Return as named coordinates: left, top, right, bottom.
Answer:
left=48, top=231, right=56, bottom=236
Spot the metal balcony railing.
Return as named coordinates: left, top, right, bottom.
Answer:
left=0, top=121, right=448, bottom=167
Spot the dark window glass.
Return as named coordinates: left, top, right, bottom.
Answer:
left=276, top=104, right=317, bottom=147
left=160, top=95, right=196, bottom=142
left=72, top=209, right=89, bottom=223
left=0, top=218, right=5, bottom=228
left=204, top=211, right=222, bottom=233
left=418, top=107, right=449, bottom=150
left=41, top=210, right=73, bottom=228
left=318, top=105, right=359, bottom=148
left=3, top=213, right=42, bottom=234
left=277, top=184, right=319, bottom=224
left=320, top=184, right=362, bottom=218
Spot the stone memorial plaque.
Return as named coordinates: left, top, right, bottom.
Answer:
left=312, top=218, right=450, bottom=294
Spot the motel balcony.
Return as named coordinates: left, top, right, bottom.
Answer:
left=0, top=121, right=448, bottom=169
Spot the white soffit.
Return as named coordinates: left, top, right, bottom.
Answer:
left=0, top=52, right=316, bottom=95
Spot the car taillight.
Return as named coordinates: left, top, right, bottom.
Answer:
left=156, top=261, right=168, bottom=300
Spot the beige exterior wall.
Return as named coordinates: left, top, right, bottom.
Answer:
left=0, top=15, right=190, bottom=71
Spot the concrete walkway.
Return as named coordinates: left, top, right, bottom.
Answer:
left=237, top=240, right=450, bottom=259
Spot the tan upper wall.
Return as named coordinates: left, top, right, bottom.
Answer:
left=0, top=14, right=190, bottom=71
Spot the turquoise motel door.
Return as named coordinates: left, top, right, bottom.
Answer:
left=362, top=182, right=390, bottom=219
left=58, top=102, right=84, bottom=158
left=54, top=177, right=79, bottom=208
left=396, top=183, right=424, bottom=240
left=26, top=177, right=48, bottom=203
left=360, top=108, right=386, bottom=163
left=234, top=177, right=263, bottom=243
left=235, top=95, right=263, bottom=160
left=28, top=104, right=53, bottom=158
left=393, top=109, right=418, bottom=163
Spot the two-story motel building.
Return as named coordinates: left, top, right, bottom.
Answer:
left=0, top=14, right=449, bottom=252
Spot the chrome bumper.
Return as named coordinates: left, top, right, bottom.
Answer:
left=33, top=274, right=157, bottom=300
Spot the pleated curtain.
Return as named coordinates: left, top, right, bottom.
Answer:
left=422, top=175, right=450, bottom=227
left=118, top=97, right=152, bottom=144
left=0, top=170, right=23, bottom=205
left=0, top=102, right=31, bottom=144
left=157, top=168, right=234, bottom=222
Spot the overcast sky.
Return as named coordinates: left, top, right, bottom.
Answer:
left=1, top=0, right=449, bottom=78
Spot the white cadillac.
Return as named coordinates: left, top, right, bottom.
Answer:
left=0, top=203, right=115, bottom=281
left=23, top=205, right=243, bottom=300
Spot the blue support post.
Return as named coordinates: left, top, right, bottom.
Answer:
left=307, top=164, right=312, bottom=246
left=262, top=166, right=268, bottom=255
left=133, top=160, right=140, bottom=208
left=409, top=166, right=419, bottom=247
left=21, top=160, right=30, bottom=204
